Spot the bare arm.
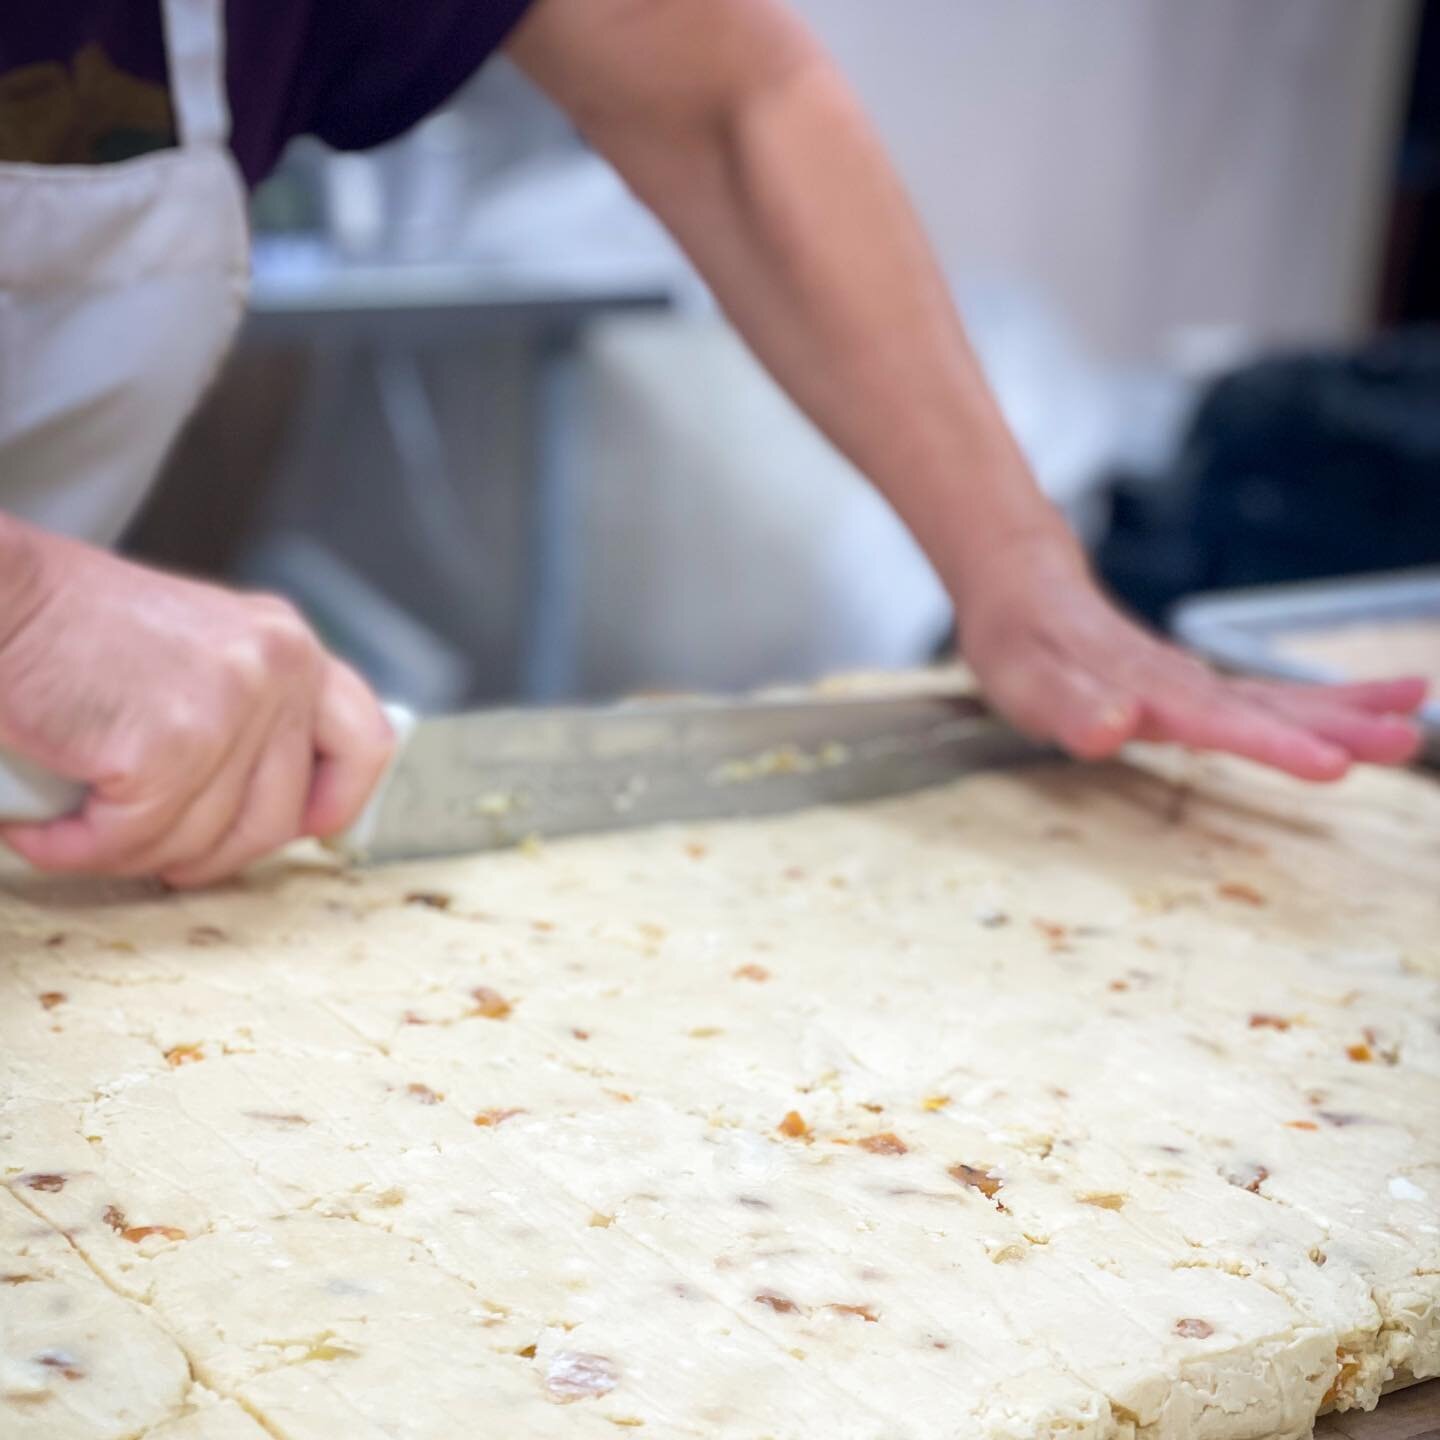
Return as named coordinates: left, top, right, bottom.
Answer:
left=510, top=0, right=1048, bottom=594
left=508, top=0, right=1424, bottom=775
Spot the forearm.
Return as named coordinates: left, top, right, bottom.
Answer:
left=579, top=54, right=1074, bottom=600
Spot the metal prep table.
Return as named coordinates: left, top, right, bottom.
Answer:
left=244, top=240, right=676, bottom=702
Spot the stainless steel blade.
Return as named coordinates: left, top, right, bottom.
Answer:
left=344, top=692, right=1047, bottom=863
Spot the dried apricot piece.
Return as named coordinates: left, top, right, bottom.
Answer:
left=470, top=987, right=512, bottom=1020
left=1248, top=1014, right=1291, bottom=1031
left=949, top=1163, right=1003, bottom=1200
left=164, top=1043, right=204, bottom=1067
left=1217, top=881, right=1266, bottom=906
left=38, top=992, right=66, bottom=1010
left=733, top=964, right=770, bottom=982
left=922, top=1095, right=950, bottom=1112
left=121, top=1225, right=185, bottom=1244
left=859, top=1132, right=908, bottom=1156
left=754, top=1290, right=800, bottom=1314
left=1285, top=1120, right=1319, bottom=1131
left=1346, top=1043, right=1373, bottom=1063
left=1322, top=1348, right=1362, bottom=1407
left=777, top=1111, right=811, bottom=1140
left=1078, top=1192, right=1126, bottom=1211
left=826, top=1303, right=879, bottom=1322
left=473, top=1108, right=525, bottom=1128
left=1033, top=919, right=1075, bottom=951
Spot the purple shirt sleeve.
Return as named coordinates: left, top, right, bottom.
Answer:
left=0, top=1, right=537, bottom=187
left=227, top=0, right=538, bottom=185
left=227, top=0, right=539, bottom=186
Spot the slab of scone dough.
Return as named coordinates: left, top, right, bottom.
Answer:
left=2, top=741, right=1437, bottom=1439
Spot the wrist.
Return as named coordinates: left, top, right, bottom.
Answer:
left=0, top=513, right=51, bottom=653
left=883, top=413, right=1080, bottom=606
left=930, top=486, right=1082, bottom=607
left=945, top=515, right=1089, bottom=632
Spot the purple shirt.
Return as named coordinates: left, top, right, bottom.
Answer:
left=0, top=0, right=536, bottom=186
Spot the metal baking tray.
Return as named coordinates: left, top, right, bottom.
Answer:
left=1171, top=568, right=1440, bottom=766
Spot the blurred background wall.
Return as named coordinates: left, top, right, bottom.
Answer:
left=127, top=0, right=1438, bottom=706
left=790, top=0, right=1416, bottom=361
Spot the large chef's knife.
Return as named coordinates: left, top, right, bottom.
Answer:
left=0, top=691, right=1046, bottom=864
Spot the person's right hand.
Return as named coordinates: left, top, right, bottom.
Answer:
left=0, top=518, right=394, bottom=887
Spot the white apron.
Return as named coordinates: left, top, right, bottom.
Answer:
left=0, top=0, right=248, bottom=545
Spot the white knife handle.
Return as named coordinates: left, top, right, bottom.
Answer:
left=324, top=700, right=417, bottom=864
left=0, top=749, right=86, bottom=824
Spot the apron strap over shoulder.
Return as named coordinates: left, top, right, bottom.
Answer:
left=160, top=0, right=231, bottom=149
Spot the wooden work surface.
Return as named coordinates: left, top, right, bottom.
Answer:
left=1314, top=1382, right=1439, bottom=1438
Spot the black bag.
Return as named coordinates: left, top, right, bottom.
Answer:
left=1097, top=328, right=1440, bottom=625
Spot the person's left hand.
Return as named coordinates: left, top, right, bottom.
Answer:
left=954, top=532, right=1427, bottom=780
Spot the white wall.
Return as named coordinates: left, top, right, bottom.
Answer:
left=788, top=0, right=1418, bottom=361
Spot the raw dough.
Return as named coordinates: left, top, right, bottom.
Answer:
left=2, top=742, right=1437, bottom=1439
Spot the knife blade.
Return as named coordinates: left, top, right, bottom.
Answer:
left=335, top=692, right=1047, bottom=863
left=0, top=692, right=1048, bottom=866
